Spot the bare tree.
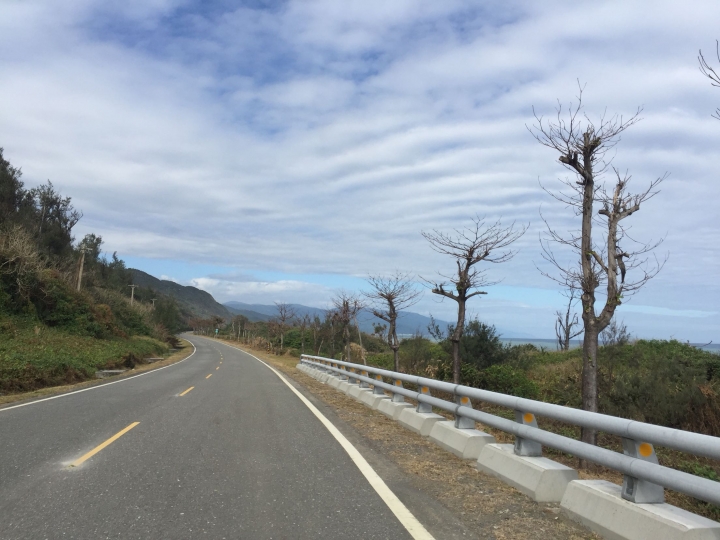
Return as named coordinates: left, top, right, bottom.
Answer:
left=699, top=41, right=720, bottom=120
left=274, top=302, right=296, bottom=353
left=331, top=292, right=363, bottom=364
left=422, top=218, right=526, bottom=384
left=365, top=272, right=421, bottom=372
left=299, top=314, right=310, bottom=354
left=310, top=314, right=322, bottom=355
left=529, top=86, right=665, bottom=447
left=555, top=288, right=583, bottom=351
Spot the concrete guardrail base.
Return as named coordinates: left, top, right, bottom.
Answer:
left=348, top=386, right=371, bottom=400
left=476, top=443, right=578, bottom=502
left=397, top=408, right=445, bottom=437
left=561, top=480, right=720, bottom=540
left=359, top=392, right=389, bottom=409
left=328, top=377, right=343, bottom=389
left=428, top=421, right=496, bottom=460
left=377, top=400, right=413, bottom=420
left=337, top=381, right=351, bottom=393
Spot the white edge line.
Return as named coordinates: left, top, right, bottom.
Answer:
left=0, top=341, right=197, bottom=413
left=211, top=337, right=435, bottom=540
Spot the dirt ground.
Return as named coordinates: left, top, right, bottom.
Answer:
left=226, top=340, right=601, bottom=540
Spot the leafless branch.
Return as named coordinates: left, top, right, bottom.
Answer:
left=699, top=41, right=720, bottom=120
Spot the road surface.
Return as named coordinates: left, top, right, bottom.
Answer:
left=0, top=335, right=430, bottom=539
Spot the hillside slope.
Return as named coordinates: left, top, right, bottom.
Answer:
left=130, top=269, right=232, bottom=320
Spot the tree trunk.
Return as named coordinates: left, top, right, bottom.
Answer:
left=354, top=315, right=366, bottom=365
left=451, top=298, right=466, bottom=384
left=581, top=327, right=599, bottom=446
left=451, top=338, right=461, bottom=384
left=392, top=347, right=399, bottom=372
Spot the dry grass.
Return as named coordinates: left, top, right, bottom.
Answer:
left=0, top=338, right=195, bottom=408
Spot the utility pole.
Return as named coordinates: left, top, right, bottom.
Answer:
left=128, top=284, right=137, bottom=305
left=76, top=248, right=87, bottom=292
left=151, top=298, right=157, bottom=308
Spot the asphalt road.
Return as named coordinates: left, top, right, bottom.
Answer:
left=0, top=335, right=421, bottom=539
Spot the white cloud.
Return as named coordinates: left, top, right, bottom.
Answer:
left=1, top=0, right=718, bottom=341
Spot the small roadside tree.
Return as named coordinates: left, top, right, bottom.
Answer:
left=365, top=272, right=421, bottom=372
left=331, top=292, right=363, bottom=363
left=529, top=86, right=666, bottom=447
left=422, top=217, right=526, bottom=384
left=274, top=302, right=296, bottom=353
left=299, top=314, right=310, bottom=354
left=555, top=288, right=583, bottom=351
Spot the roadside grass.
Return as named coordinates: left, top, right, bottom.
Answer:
left=0, top=325, right=195, bottom=403
left=0, top=338, right=193, bottom=407
left=214, top=337, right=720, bottom=523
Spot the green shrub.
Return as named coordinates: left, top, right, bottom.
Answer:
left=599, top=340, right=719, bottom=432
left=478, top=364, right=539, bottom=399
left=367, top=353, right=394, bottom=370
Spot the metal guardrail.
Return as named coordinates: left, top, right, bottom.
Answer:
left=300, top=354, right=720, bottom=507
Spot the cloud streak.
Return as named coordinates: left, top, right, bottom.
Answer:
left=1, top=0, right=718, bottom=340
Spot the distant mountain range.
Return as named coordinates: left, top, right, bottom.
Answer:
left=223, top=301, right=534, bottom=338
left=128, top=269, right=534, bottom=338
left=130, top=269, right=233, bottom=320
left=225, top=301, right=442, bottom=335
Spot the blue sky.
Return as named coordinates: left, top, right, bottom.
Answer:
left=1, top=0, right=719, bottom=340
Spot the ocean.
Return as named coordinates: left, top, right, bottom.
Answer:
left=500, top=337, right=720, bottom=353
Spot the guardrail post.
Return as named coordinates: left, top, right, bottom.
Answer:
left=454, top=396, right=475, bottom=429
left=339, top=366, right=348, bottom=381
left=513, top=411, right=543, bottom=457
left=417, top=386, right=432, bottom=413
left=348, top=368, right=358, bottom=385
left=359, top=370, right=370, bottom=388
left=621, top=439, right=665, bottom=503
left=391, top=380, right=405, bottom=402
left=372, top=374, right=385, bottom=395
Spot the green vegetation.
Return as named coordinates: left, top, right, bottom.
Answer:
left=0, top=320, right=167, bottom=393
left=0, top=148, right=181, bottom=393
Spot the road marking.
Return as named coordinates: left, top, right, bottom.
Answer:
left=206, top=374, right=212, bottom=379
left=179, top=386, right=194, bottom=396
left=216, top=367, right=220, bottom=370
left=209, top=339, right=435, bottom=540
left=70, top=422, right=140, bottom=467
left=1, top=343, right=197, bottom=413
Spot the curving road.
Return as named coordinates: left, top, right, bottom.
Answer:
left=0, top=335, right=430, bottom=539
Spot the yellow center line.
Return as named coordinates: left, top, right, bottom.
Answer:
left=70, top=422, right=140, bottom=467
left=216, top=367, right=219, bottom=370
left=179, top=386, right=194, bottom=396
left=206, top=374, right=212, bottom=379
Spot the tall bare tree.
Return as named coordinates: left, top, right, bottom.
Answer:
left=529, top=87, right=665, bottom=446
left=365, top=272, right=421, bottom=372
left=555, top=288, right=583, bottom=351
left=331, top=292, right=363, bottom=363
left=274, top=302, right=296, bottom=353
left=699, top=41, right=720, bottom=120
left=422, top=218, right=526, bottom=384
